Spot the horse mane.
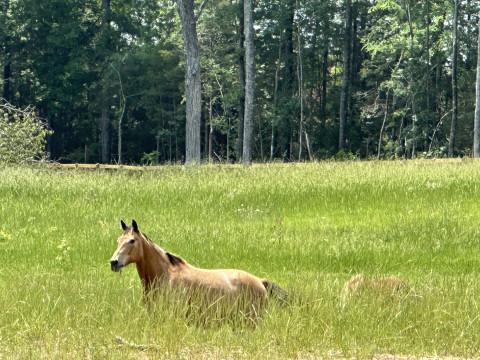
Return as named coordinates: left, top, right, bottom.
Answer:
left=140, top=232, right=154, bottom=244
left=140, top=232, right=184, bottom=266
left=125, top=227, right=185, bottom=267
left=166, top=252, right=186, bottom=267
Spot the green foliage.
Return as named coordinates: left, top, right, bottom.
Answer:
left=141, top=150, right=159, bottom=165
left=0, top=102, right=52, bottom=163
left=1, top=0, right=480, bottom=162
left=334, top=149, right=358, bottom=161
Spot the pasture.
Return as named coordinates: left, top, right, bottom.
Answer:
left=1, top=160, right=480, bottom=359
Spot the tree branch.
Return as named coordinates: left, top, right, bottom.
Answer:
left=195, top=0, right=209, bottom=22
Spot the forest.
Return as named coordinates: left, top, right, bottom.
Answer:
left=2, top=0, right=480, bottom=164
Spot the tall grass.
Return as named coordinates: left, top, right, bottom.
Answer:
left=1, top=160, right=480, bottom=359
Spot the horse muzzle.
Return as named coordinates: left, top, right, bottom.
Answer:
left=110, top=259, right=123, bottom=272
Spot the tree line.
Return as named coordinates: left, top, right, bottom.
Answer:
left=1, top=0, right=480, bottom=164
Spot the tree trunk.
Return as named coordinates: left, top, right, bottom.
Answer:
left=297, top=0, right=304, bottom=161
left=425, top=0, right=430, bottom=112
left=397, top=116, right=407, bottom=158
left=271, top=29, right=282, bottom=161
left=227, top=116, right=231, bottom=162
left=282, top=0, right=295, bottom=95
left=405, top=1, right=417, bottom=159
left=100, top=0, right=111, bottom=163
left=474, top=12, right=480, bottom=158
left=176, top=0, right=201, bottom=164
left=339, top=0, right=352, bottom=151
left=3, top=58, right=10, bottom=102
left=242, top=0, right=254, bottom=164
left=100, top=103, right=111, bottom=163
left=449, top=0, right=458, bottom=158
left=117, top=98, right=126, bottom=165
left=236, top=1, right=245, bottom=162
left=2, top=0, right=10, bottom=101
left=320, top=47, right=328, bottom=121
left=208, top=91, right=213, bottom=163
left=111, top=62, right=126, bottom=165
left=424, top=0, right=431, bottom=152
left=378, top=89, right=390, bottom=159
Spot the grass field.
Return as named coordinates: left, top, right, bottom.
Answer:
left=1, top=160, right=480, bottom=359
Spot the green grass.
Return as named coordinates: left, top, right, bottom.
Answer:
left=1, top=160, right=480, bottom=359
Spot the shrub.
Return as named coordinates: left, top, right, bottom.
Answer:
left=0, top=100, right=52, bottom=163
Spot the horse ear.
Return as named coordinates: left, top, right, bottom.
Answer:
left=132, top=219, right=138, bottom=232
left=121, top=220, right=127, bottom=231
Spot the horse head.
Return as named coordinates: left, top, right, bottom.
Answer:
left=110, top=219, right=144, bottom=272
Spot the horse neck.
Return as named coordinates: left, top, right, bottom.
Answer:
left=135, top=237, right=171, bottom=290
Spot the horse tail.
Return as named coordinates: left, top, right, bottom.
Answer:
left=262, top=279, right=288, bottom=302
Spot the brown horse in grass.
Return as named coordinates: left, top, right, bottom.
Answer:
left=110, top=220, right=286, bottom=316
left=340, top=273, right=410, bottom=308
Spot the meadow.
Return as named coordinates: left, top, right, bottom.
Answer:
left=1, top=160, right=480, bottom=359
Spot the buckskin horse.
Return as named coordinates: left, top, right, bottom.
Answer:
left=110, top=220, right=286, bottom=318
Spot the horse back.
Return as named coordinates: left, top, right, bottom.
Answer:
left=170, top=266, right=267, bottom=297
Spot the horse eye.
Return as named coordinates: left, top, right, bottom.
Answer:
left=129, top=239, right=135, bottom=244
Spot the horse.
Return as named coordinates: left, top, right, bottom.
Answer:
left=109, top=220, right=286, bottom=320
left=340, top=273, right=410, bottom=308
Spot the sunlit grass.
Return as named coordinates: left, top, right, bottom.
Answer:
left=1, top=160, right=480, bottom=358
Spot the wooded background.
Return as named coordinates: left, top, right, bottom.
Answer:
left=2, top=0, right=480, bottom=163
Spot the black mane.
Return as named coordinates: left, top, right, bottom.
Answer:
left=166, top=252, right=186, bottom=267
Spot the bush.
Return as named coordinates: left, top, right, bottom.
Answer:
left=335, top=149, right=358, bottom=161
left=0, top=100, right=52, bottom=163
left=140, top=150, right=159, bottom=165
